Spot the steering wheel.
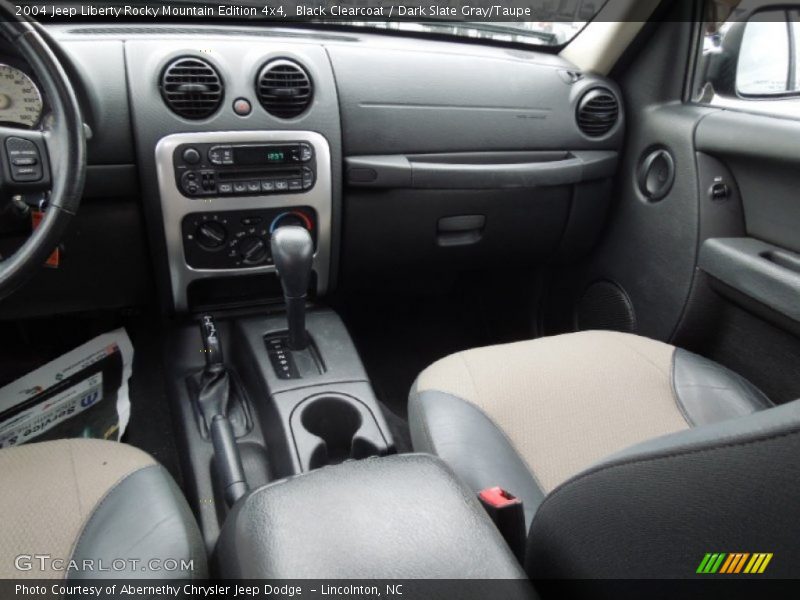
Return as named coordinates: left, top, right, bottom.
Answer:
left=0, top=1, right=85, bottom=300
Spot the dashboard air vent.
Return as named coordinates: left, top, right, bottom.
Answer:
left=160, top=57, right=223, bottom=119
left=256, top=59, right=313, bottom=119
left=576, top=88, right=619, bottom=137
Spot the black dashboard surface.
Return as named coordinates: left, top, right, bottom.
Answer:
left=0, top=24, right=624, bottom=317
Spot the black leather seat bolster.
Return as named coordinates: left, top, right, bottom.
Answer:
left=672, top=349, right=772, bottom=426
left=526, top=399, right=800, bottom=579
left=69, top=465, right=208, bottom=580
left=214, top=454, right=530, bottom=581
left=409, top=388, right=545, bottom=529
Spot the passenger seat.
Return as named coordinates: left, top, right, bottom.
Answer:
left=410, top=331, right=800, bottom=577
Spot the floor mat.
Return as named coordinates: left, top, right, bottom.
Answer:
left=338, top=294, right=483, bottom=420
left=122, top=316, right=184, bottom=487
left=335, top=271, right=541, bottom=429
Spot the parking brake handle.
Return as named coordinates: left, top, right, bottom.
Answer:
left=197, top=315, right=248, bottom=507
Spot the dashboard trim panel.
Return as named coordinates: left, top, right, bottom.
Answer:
left=155, top=130, right=332, bottom=312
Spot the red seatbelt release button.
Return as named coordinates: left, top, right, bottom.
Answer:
left=479, top=486, right=522, bottom=509
left=479, top=487, right=526, bottom=563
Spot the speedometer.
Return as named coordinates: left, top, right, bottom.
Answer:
left=0, top=64, right=43, bottom=128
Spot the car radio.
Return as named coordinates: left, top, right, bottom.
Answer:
left=173, top=141, right=316, bottom=198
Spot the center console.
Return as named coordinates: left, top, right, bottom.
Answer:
left=215, top=454, right=531, bottom=585
left=156, top=128, right=398, bottom=549
left=155, top=130, right=333, bottom=311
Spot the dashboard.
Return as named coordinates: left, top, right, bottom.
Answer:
left=0, top=24, right=624, bottom=317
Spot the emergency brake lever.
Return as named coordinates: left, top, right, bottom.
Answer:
left=197, top=314, right=248, bottom=507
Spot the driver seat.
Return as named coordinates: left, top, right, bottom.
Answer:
left=0, top=439, right=206, bottom=579
left=410, top=330, right=800, bottom=578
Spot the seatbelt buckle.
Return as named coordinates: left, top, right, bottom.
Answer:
left=479, top=487, right=526, bottom=563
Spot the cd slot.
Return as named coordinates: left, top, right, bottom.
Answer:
left=218, top=168, right=303, bottom=181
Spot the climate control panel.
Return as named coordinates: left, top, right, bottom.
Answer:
left=182, top=207, right=316, bottom=270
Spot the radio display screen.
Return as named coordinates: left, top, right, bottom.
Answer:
left=233, top=145, right=295, bottom=165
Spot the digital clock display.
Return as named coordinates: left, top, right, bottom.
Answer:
left=233, top=145, right=295, bottom=166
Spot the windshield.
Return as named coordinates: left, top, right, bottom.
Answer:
left=21, top=0, right=607, bottom=48
left=293, top=0, right=610, bottom=48
left=323, top=20, right=591, bottom=47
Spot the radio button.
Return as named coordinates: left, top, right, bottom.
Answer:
left=233, top=182, right=248, bottom=194
left=208, top=145, right=232, bottom=165
left=218, top=183, right=233, bottom=195
left=261, top=180, right=276, bottom=192
left=182, top=147, right=201, bottom=164
left=246, top=181, right=261, bottom=193
left=288, top=179, right=303, bottom=191
left=302, top=168, right=314, bottom=189
left=201, top=171, right=216, bottom=191
left=275, top=180, right=289, bottom=191
left=299, top=143, right=313, bottom=162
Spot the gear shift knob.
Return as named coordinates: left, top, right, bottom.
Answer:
left=271, top=226, right=313, bottom=350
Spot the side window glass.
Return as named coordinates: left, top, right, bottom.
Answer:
left=793, top=18, right=800, bottom=89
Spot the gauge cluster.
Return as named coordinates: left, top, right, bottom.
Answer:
left=0, top=62, right=44, bottom=128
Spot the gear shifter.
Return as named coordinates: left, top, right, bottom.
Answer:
left=270, top=226, right=313, bottom=351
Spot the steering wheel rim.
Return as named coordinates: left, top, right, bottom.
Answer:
left=0, top=0, right=85, bottom=300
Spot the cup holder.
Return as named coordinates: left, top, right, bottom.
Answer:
left=291, top=394, right=387, bottom=471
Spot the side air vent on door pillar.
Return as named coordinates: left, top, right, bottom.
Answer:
left=576, top=88, right=620, bottom=137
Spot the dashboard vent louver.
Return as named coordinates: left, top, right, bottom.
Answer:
left=576, top=88, right=619, bottom=137
left=160, top=57, right=223, bottom=120
left=256, top=59, right=313, bottom=119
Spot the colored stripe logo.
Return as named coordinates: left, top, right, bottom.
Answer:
left=697, top=553, right=773, bottom=574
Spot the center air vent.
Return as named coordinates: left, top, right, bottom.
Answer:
left=160, top=57, right=223, bottom=120
left=576, top=88, right=619, bottom=137
left=256, top=59, right=313, bottom=119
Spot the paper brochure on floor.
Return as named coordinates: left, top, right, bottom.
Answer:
left=0, top=328, right=133, bottom=448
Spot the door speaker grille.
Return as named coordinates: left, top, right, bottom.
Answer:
left=575, top=281, right=636, bottom=333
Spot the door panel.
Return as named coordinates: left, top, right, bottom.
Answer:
left=545, top=7, right=800, bottom=403
left=696, top=112, right=800, bottom=254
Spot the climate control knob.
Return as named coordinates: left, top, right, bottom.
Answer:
left=195, top=221, right=227, bottom=250
left=239, top=235, right=269, bottom=265
left=269, top=210, right=313, bottom=233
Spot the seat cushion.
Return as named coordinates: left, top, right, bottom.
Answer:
left=409, top=331, right=770, bottom=525
left=0, top=439, right=206, bottom=579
